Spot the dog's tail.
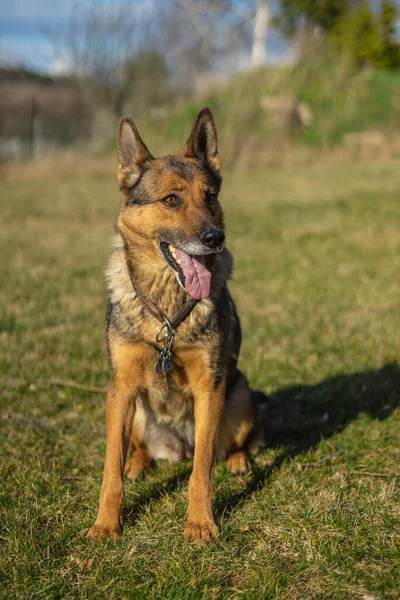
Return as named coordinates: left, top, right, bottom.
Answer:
left=252, top=390, right=269, bottom=407
left=248, top=390, right=269, bottom=455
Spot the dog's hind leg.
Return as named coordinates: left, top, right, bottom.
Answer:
left=219, top=370, right=263, bottom=475
left=124, top=398, right=153, bottom=480
left=125, top=448, right=152, bottom=480
left=225, top=450, right=251, bottom=474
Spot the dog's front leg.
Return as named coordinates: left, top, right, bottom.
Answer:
left=87, top=377, right=136, bottom=542
left=185, top=371, right=225, bottom=543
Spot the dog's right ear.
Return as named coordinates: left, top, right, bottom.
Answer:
left=183, top=107, right=220, bottom=175
left=117, top=117, right=153, bottom=191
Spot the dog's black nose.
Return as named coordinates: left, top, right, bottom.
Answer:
left=200, top=227, right=225, bottom=249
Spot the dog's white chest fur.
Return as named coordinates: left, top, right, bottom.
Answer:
left=134, top=383, right=195, bottom=463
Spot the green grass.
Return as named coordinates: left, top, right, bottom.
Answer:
left=1, top=158, right=399, bottom=599
left=130, top=63, right=400, bottom=165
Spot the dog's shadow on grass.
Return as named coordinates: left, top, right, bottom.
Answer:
left=123, top=362, right=400, bottom=525
left=214, top=361, right=400, bottom=518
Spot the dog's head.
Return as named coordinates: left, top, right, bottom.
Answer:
left=117, top=108, right=224, bottom=300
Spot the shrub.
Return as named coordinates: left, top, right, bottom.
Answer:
left=330, top=1, right=400, bottom=70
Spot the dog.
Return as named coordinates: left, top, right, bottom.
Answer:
left=86, top=107, right=263, bottom=544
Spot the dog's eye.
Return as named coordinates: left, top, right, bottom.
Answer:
left=206, top=193, right=216, bottom=206
left=162, top=195, right=178, bottom=207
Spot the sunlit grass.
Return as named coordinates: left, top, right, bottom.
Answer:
left=0, top=158, right=399, bottom=599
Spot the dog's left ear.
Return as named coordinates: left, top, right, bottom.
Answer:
left=117, top=117, right=153, bottom=191
left=183, top=107, right=221, bottom=174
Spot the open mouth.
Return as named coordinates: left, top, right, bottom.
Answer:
left=160, top=242, right=212, bottom=300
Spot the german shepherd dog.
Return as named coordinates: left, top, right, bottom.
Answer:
left=87, top=108, right=263, bottom=544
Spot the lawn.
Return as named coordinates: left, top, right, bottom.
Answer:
left=0, top=156, right=399, bottom=599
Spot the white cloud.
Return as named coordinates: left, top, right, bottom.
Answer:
left=49, top=55, right=72, bottom=76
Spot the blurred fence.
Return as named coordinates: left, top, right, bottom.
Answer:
left=0, top=68, right=92, bottom=160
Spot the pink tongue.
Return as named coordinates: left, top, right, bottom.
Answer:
left=176, top=249, right=212, bottom=299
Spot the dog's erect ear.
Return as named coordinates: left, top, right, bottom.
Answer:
left=183, top=107, right=220, bottom=174
left=117, top=117, right=153, bottom=190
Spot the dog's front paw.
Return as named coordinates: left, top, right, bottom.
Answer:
left=184, top=518, right=219, bottom=543
left=86, top=523, right=122, bottom=544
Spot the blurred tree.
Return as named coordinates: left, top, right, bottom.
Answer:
left=250, top=0, right=272, bottom=68
left=278, top=0, right=353, bottom=36
left=277, top=0, right=400, bottom=69
left=162, top=0, right=250, bottom=82
left=122, top=50, right=170, bottom=114
left=273, top=0, right=356, bottom=62
left=330, top=1, right=400, bottom=69
left=68, top=1, right=169, bottom=120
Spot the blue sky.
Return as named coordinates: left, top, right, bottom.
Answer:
left=0, top=0, right=291, bottom=75
left=0, top=0, right=76, bottom=72
left=0, top=0, right=160, bottom=73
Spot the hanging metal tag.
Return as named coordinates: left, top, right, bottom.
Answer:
left=154, top=313, right=175, bottom=375
left=155, top=351, right=173, bottom=374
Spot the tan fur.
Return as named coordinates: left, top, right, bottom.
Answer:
left=86, top=108, right=263, bottom=545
